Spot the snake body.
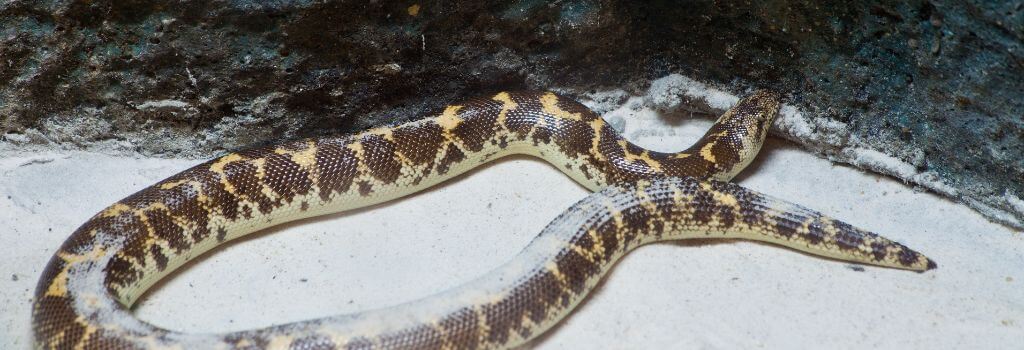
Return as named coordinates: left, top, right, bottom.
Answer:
left=33, top=90, right=933, bottom=350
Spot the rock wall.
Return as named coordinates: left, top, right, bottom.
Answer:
left=1, top=0, right=1021, bottom=228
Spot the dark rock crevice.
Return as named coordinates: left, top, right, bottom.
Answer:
left=1, top=0, right=1021, bottom=228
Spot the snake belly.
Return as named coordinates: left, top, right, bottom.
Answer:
left=32, top=90, right=934, bottom=350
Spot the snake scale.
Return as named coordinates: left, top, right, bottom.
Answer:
left=33, top=90, right=934, bottom=350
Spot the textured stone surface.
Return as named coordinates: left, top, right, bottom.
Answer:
left=1, top=0, right=1021, bottom=228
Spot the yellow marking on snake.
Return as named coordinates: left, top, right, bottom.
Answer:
left=492, top=92, right=518, bottom=125
left=436, top=105, right=464, bottom=130
left=44, top=244, right=108, bottom=298
left=698, top=133, right=726, bottom=163
left=539, top=92, right=585, bottom=121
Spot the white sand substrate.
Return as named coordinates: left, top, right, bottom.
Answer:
left=2, top=89, right=1022, bottom=349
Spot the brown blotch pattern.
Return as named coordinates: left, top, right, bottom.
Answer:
left=392, top=123, right=446, bottom=165
left=356, top=181, right=374, bottom=197
left=451, top=99, right=501, bottom=152
left=314, top=138, right=360, bottom=201
left=360, top=134, right=403, bottom=184
left=436, top=144, right=466, bottom=175
left=146, top=208, right=189, bottom=253
left=32, top=295, right=83, bottom=348
left=289, top=334, right=337, bottom=350
left=550, top=118, right=595, bottom=158
left=193, top=168, right=242, bottom=221
left=264, top=152, right=314, bottom=203
left=437, top=308, right=481, bottom=349
left=223, top=160, right=276, bottom=214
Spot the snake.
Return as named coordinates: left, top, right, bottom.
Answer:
left=32, top=90, right=934, bottom=350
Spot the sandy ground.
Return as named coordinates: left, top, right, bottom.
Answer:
left=2, top=97, right=1022, bottom=349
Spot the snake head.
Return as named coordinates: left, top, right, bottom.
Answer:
left=686, top=89, right=781, bottom=182
left=717, top=89, right=781, bottom=141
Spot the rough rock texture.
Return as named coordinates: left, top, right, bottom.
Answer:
left=0, top=1, right=1021, bottom=228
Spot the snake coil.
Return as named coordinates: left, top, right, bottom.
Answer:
left=33, top=90, right=933, bottom=350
